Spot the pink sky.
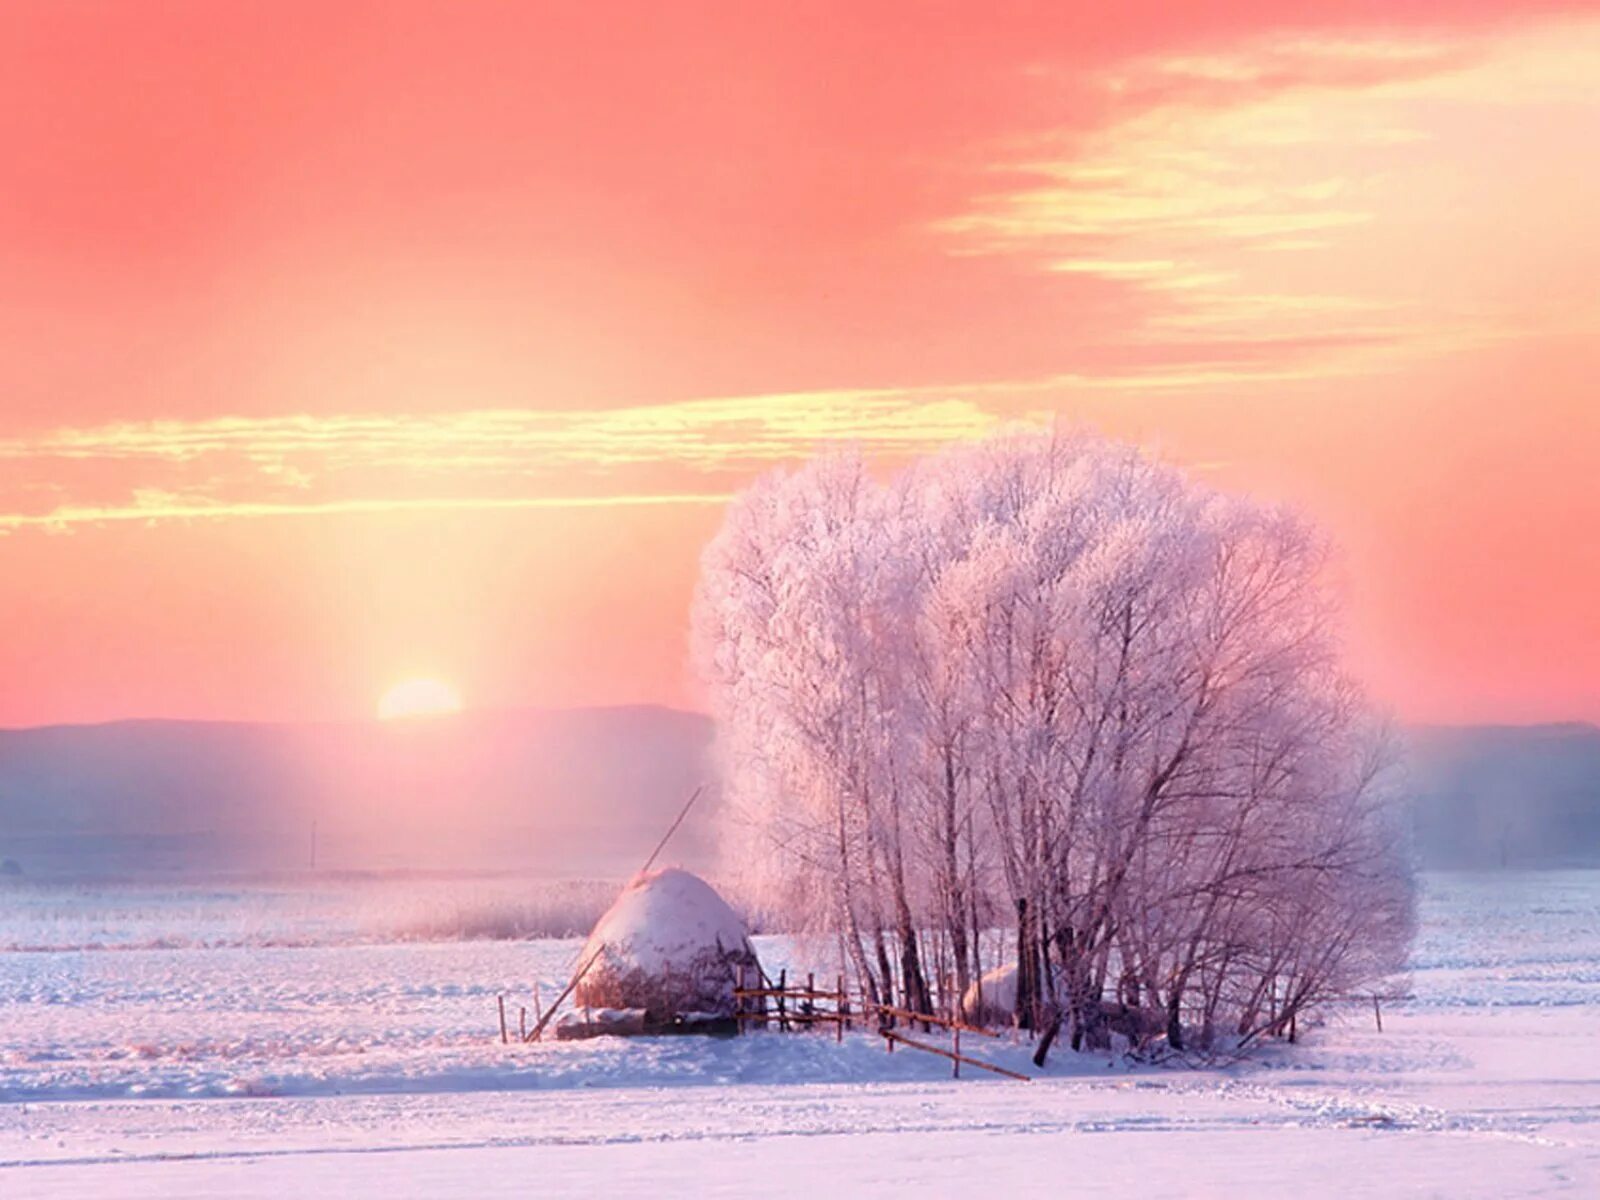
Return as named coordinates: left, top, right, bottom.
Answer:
left=1, top=1, right=1597, bottom=727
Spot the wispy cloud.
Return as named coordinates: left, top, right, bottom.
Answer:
left=935, top=20, right=1600, bottom=374
left=2, top=390, right=999, bottom=472
left=0, top=489, right=736, bottom=532
left=0, top=390, right=1008, bottom=531
left=10, top=358, right=1386, bottom=530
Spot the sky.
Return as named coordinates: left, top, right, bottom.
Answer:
left=1, top=1, right=1597, bottom=728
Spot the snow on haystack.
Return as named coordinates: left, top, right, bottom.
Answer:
left=573, top=868, right=761, bottom=1023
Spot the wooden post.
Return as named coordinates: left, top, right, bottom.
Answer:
left=519, top=1006, right=527, bottom=1042
left=953, top=1024, right=961, bottom=1079
left=836, top=974, right=845, bottom=1043
left=497, top=995, right=508, bottom=1045
left=778, top=968, right=789, bottom=1032
left=1372, top=994, right=1384, bottom=1033
left=533, top=982, right=543, bottom=1036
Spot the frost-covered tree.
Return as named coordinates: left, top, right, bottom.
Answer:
left=693, top=428, right=1414, bottom=1056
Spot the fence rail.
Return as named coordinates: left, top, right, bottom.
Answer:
left=859, top=1001, right=1000, bottom=1039
left=881, top=1029, right=1030, bottom=1081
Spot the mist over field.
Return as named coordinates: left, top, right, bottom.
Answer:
left=1406, top=723, right=1600, bottom=867
left=2, top=707, right=1597, bottom=879
left=0, top=706, right=715, bottom=879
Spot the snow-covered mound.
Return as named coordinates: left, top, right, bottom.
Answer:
left=574, top=868, right=761, bottom=1021
left=962, top=962, right=1020, bottom=1026
left=962, top=961, right=1176, bottom=1047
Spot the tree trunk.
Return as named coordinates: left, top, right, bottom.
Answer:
left=1166, top=986, right=1185, bottom=1052
left=943, top=748, right=972, bottom=1005
left=1032, top=1013, right=1064, bottom=1068
left=875, top=931, right=895, bottom=1016
left=898, top=920, right=932, bottom=1019
left=1015, top=898, right=1037, bottom=1030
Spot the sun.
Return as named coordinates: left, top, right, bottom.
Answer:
left=377, top=677, right=463, bottom=721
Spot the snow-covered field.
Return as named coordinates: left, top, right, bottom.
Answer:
left=3, top=871, right=1599, bottom=1196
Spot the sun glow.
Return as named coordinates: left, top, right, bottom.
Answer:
left=377, top=677, right=463, bottom=720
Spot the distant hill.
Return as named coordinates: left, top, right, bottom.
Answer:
left=1405, top=722, right=1600, bottom=868
left=0, top=706, right=716, bottom=879
left=2, top=708, right=1597, bottom=878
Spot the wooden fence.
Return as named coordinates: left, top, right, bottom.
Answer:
left=733, top=967, right=1030, bottom=1081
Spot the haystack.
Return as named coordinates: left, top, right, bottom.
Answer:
left=572, top=868, right=762, bottom=1027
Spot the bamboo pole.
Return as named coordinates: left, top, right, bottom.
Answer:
left=638, top=786, right=704, bottom=877
left=525, top=947, right=606, bottom=1042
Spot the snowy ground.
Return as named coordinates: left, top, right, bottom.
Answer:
left=2, top=871, right=1599, bottom=1196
